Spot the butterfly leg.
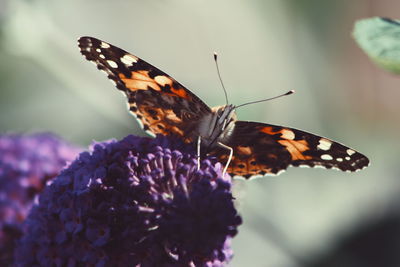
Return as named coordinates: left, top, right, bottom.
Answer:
left=217, top=142, right=233, bottom=177
left=197, top=136, right=201, bottom=170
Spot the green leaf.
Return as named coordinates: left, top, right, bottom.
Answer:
left=353, top=17, right=400, bottom=74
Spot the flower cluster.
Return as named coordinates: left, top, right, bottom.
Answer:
left=15, top=135, right=242, bottom=266
left=0, top=133, right=81, bottom=266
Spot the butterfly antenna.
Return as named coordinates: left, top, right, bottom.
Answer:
left=214, top=52, right=229, bottom=105
left=236, top=90, right=295, bottom=109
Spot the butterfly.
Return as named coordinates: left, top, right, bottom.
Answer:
left=78, top=36, right=369, bottom=179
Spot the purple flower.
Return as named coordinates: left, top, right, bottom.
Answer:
left=0, top=133, right=82, bottom=266
left=15, top=135, right=242, bottom=266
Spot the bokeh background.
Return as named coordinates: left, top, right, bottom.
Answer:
left=1, top=0, right=400, bottom=266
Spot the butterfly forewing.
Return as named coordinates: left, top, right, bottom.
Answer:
left=78, top=36, right=211, bottom=141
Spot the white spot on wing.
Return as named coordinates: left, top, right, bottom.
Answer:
left=145, top=130, right=156, bottom=138
left=121, top=54, right=138, bottom=66
left=345, top=156, right=351, bottom=161
left=99, top=54, right=105, bottom=59
left=347, top=149, right=355, bottom=156
left=280, top=129, right=295, bottom=140
left=321, top=154, right=333, bottom=160
left=96, top=48, right=101, bottom=53
left=131, top=113, right=144, bottom=129
left=317, top=138, right=332, bottom=151
left=299, top=164, right=311, bottom=168
left=101, top=42, right=110, bottom=48
left=107, top=60, right=118, bottom=68
left=337, top=158, right=343, bottom=162
left=154, top=75, right=173, bottom=86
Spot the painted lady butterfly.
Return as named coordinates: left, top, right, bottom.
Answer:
left=78, top=36, right=369, bottom=179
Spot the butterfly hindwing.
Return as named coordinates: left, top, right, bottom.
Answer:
left=78, top=36, right=211, bottom=141
left=209, top=121, right=369, bottom=178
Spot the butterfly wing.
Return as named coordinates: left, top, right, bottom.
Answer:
left=78, top=36, right=211, bottom=142
left=210, top=121, right=369, bottom=179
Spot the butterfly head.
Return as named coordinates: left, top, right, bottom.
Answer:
left=213, top=104, right=237, bottom=130
left=197, top=105, right=237, bottom=150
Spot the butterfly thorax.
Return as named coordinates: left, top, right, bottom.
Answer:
left=196, top=104, right=237, bottom=149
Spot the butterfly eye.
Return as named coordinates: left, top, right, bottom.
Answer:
left=215, top=108, right=223, bottom=118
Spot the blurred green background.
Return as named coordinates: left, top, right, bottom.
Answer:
left=1, top=0, right=400, bottom=266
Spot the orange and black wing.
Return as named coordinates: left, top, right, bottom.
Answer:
left=210, top=121, right=369, bottom=179
left=78, top=36, right=211, bottom=142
